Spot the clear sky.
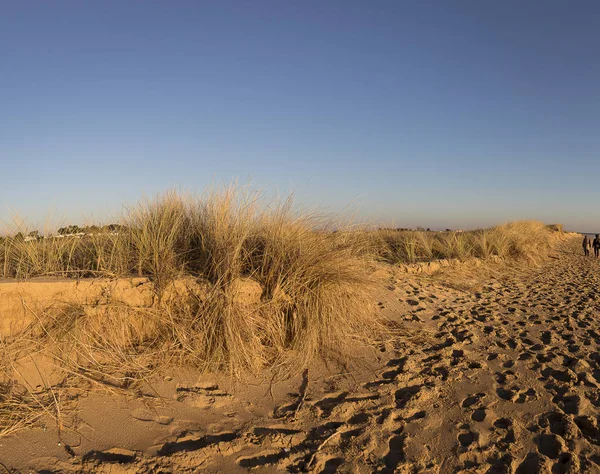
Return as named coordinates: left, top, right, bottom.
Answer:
left=2, top=1, right=600, bottom=232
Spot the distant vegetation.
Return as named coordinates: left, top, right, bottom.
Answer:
left=370, top=221, right=559, bottom=265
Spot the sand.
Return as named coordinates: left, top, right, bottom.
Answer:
left=2, top=236, right=600, bottom=473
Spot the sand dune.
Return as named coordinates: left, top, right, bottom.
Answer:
left=2, top=236, right=600, bottom=473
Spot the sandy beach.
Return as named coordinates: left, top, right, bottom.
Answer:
left=1, top=234, right=598, bottom=473
left=5, top=1, right=600, bottom=471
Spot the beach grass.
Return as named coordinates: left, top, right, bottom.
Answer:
left=0, top=186, right=567, bottom=437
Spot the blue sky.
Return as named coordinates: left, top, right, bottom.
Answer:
left=2, top=1, right=600, bottom=231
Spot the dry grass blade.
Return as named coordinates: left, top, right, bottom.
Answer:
left=0, top=338, right=61, bottom=438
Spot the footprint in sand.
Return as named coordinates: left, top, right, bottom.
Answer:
left=394, top=385, right=422, bottom=409
left=515, top=388, right=537, bottom=404
left=495, top=370, right=517, bottom=385
left=515, top=452, right=552, bottom=474
left=461, top=392, right=486, bottom=408
left=457, top=426, right=478, bottom=449
left=492, top=417, right=516, bottom=445
left=536, top=433, right=565, bottom=459
left=551, top=393, right=583, bottom=415
left=382, top=429, right=406, bottom=473
left=131, top=408, right=174, bottom=425
left=538, top=411, right=578, bottom=440
left=496, top=386, right=518, bottom=402
left=471, top=407, right=487, bottom=422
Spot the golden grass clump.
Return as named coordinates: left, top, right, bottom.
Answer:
left=245, top=198, right=375, bottom=369
left=3, top=186, right=382, bottom=379
left=126, top=191, right=190, bottom=301
left=0, top=188, right=570, bottom=441
left=471, top=220, right=556, bottom=262
left=0, top=187, right=564, bottom=383
left=0, top=224, right=129, bottom=279
left=0, top=230, right=84, bottom=279
left=0, top=339, right=60, bottom=437
left=21, top=302, right=161, bottom=388
left=131, top=187, right=380, bottom=374
left=546, top=223, right=564, bottom=233
left=0, top=381, right=52, bottom=437
left=370, top=220, right=556, bottom=265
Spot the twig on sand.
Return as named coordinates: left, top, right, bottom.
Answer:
left=292, top=369, right=309, bottom=421
left=266, top=372, right=277, bottom=400
left=306, top=428, right=342, bottom=470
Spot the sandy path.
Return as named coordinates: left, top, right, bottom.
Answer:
left=3, top=237, right=600, bottom=473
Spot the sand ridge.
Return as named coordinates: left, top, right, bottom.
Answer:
left=2, top=237, right=600, bottom=473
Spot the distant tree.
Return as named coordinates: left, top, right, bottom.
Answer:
left=58, top=225, right=82, bottom=235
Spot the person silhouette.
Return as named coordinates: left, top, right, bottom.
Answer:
left=583, top=235, right=591, bottom=256
left=593, top=234, right=600, bottom=258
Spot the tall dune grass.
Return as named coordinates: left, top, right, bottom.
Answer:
left=0, top=198, right=561, bottom=280
left=0, top=188, right=563, bottom=380
left=0, top=188, right=568, bottom=436
left=3, top=186, right=380, bottom=378
left=371, top=220, right=559, bottom=264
